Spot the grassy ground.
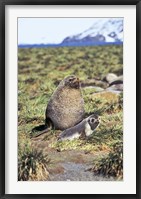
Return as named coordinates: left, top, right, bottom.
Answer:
left=18, top=45, right=123, bottom=181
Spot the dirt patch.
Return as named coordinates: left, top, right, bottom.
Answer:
left=48, top=164, right=65, bottom=175
left=31, top=137, right=111, bottom=181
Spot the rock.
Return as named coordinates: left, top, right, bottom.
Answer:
left=91, top=91, right=119, bottom=104
left=103, top=73, right=118, bottom=84
left=106, top=84, right=123, bottom=93
left=107, top=75, right=123, bottom=93
left=103, top=74, right=123, bottom=93
left=81, top=79, right=108, bottom=89
left=84, top=86, right=104, bottom=93
left=109, top=75, right=123, bottom=86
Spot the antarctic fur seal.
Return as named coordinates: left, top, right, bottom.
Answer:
left=45, top=75, right=85, bottom=130
left=32, top=75, right=85, bottom=138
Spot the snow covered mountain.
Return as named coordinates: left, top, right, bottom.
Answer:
left=61, top=18, right=123, bottom=44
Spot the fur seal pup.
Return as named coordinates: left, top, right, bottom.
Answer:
left=45, top=75, right=85, bottom=130
left=58, top=114, right=100, bottom=141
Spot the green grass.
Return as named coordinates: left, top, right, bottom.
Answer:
left=18, top=45, right=123, bottom=180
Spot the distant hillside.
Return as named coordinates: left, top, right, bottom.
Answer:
left=61, top=18, right=123, bottom=45
left=18, top=42, right=123, bottom=48
left=19, top=18, right=123, bottom=48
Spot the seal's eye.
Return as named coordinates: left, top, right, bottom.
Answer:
left=69, top=78, right=73, bottom=82
left=91, top=118, right=95, bottom=123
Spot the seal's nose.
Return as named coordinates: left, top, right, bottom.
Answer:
left=73, top=77, right=79, bottom=82
left=94, top=116, right=100, bottom=124
left=72, top=77, right=79, bottom=85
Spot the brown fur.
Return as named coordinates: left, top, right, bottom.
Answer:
left=46, top=75, right=85, bottom=130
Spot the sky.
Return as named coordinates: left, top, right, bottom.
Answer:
left=18, top=18, right=100, bottom=44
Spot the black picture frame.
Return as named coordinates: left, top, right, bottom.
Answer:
left=0, top=0, right=140, bottom=198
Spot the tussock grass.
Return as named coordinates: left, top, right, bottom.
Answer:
left=91, top=141, right=123, bottom=180
left=18, top=135, right=50, bottom=181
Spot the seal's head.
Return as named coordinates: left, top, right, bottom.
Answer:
left=87, top=114, right=100, bottom=131
left=64, top=75, right=80, bottom=89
